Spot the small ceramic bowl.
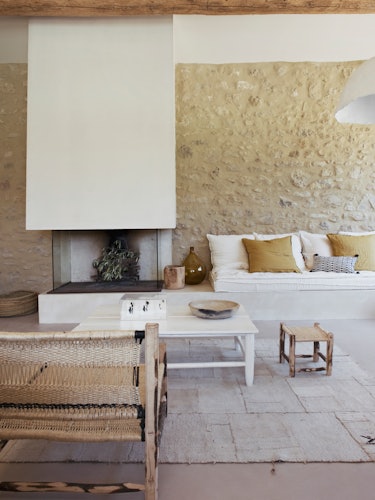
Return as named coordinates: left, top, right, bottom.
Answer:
left=189, top=300, right=240, bottom=319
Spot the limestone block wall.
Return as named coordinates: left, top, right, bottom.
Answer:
left=0, top=64, right=52, bottom=294
left=174, top=61, right=375, bottom=270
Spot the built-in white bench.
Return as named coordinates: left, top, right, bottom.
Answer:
left=38, top=281, right=375, bottom=323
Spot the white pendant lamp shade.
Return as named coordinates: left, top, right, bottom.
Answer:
left=335, top=57, right=375, bottom=124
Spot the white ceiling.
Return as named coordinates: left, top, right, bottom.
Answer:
left=173, top=14, right=375, bottom=63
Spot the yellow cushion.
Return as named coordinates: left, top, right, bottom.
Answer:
left=242, top=236, right=301, bottom=273
left=327, top=233, right=375, bottom=271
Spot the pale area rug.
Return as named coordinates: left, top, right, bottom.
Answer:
left=1, top=338, right=375, bottom=464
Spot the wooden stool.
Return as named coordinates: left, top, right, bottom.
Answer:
left=279, top=322, right=334, bottom=377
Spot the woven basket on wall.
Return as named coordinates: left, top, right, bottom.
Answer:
left=0, top=291, right=38, bottom=317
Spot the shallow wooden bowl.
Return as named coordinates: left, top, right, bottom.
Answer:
left=189, top=300, right=240, bottom=319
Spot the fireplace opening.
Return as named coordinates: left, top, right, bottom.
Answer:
left=49, top=229, right=171, bottom=294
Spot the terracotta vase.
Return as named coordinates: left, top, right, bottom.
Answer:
left=182, top=246, right=207, bottom=285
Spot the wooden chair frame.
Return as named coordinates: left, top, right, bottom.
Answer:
left=0, top=323, right=167, bottom=499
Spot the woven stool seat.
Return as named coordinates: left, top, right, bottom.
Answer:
left=279, top=322, right=334, bottom=377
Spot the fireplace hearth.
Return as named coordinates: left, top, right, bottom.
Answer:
left=49, top=280, right=163, bottom=294
left=51, top=229, right=171, bottom=294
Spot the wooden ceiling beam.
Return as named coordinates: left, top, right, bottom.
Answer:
left=1, top=1, right=375, bottom=17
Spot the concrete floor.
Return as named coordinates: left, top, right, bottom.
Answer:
left=0, top=314, right=375, bottom=499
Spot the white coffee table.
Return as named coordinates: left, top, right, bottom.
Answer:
left=74, top=303, right=258, bottom=386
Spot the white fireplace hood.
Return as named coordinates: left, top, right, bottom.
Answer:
left=26, top=18, right=175, bottom=230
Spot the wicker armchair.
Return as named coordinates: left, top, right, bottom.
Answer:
left=0, top=323, right=167, bottom=499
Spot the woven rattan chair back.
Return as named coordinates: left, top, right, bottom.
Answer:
left=0, top=323, right=167, bottom=499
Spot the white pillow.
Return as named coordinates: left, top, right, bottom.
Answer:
left=299, top=231, right=333, bottom=270
left=207, top=234, right=254, bottom=271
left=253, top=232, right=306, bottom=272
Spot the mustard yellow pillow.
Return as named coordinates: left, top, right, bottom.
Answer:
left=327, top=233, right=375, bottom=271
left=242, top=236, right=301, bottom=273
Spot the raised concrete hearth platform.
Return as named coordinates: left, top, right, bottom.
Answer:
left=38, top=282, right=375, bottom=323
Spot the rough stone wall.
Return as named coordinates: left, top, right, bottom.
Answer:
left=2, top=62, right=375, bottom=293
left=0, top=64, right=52, bottom=295
left=174, top=61, right=375, bottom=270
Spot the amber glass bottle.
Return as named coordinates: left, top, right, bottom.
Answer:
left=182, top=246, right=207, bottom=285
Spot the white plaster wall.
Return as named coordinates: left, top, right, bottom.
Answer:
left=173, top=14, right=375, bottom=63
left=26, top=17, right=175, bottom=230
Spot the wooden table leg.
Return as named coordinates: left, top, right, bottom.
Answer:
left=280, top=323, right=285, bottom=363
left=326, top=333, right=334, bottom=376
left=289, top=334, right=296, bottom=377
left=313, top=341, right=320, bottom=362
